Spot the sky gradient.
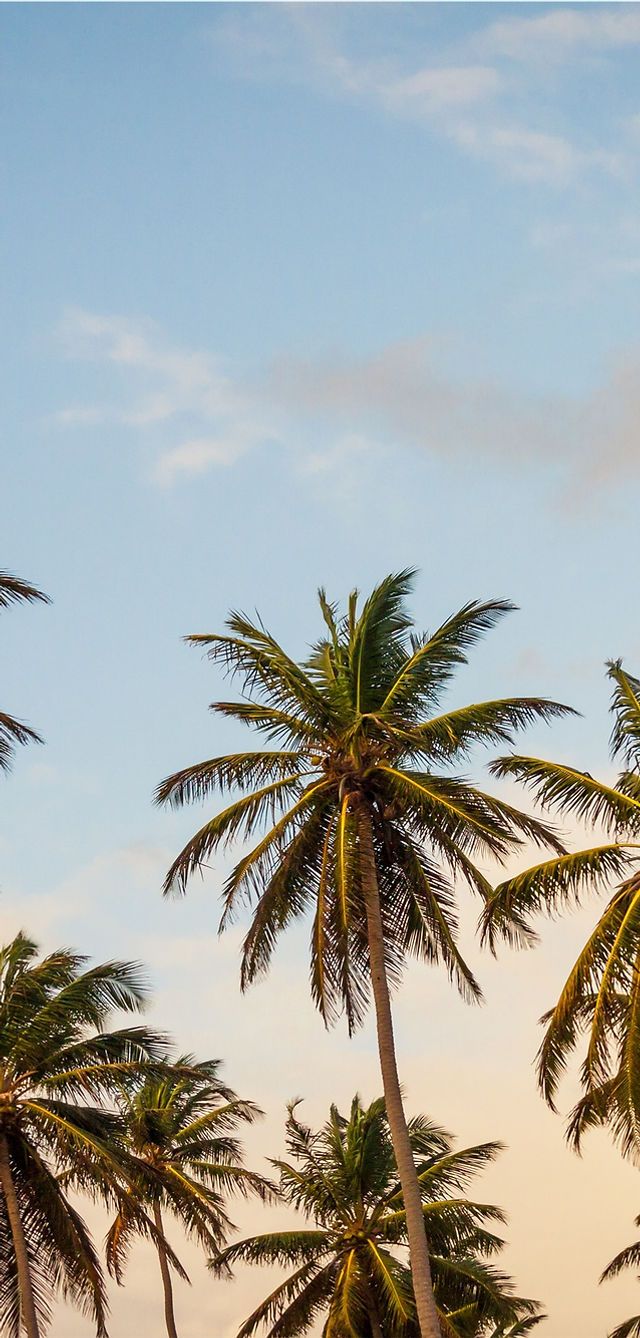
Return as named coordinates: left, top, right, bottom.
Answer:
left=3, top=4, right=640, bottom=1335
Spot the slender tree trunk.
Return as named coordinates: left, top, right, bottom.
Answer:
left=358, top=808, right=441, bottom=1338
left=0, top=1135, right=41, bottom=1338
left=153, top=1201, right=180, bottom=1338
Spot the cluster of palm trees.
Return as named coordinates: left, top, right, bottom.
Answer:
left=3, top=566, right=640, bottom=1337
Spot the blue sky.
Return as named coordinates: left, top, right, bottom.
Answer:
left=4, top=4, right=640, bottom=1335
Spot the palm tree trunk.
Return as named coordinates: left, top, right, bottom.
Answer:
left=358, top=808, right=441, bottom=1338
left=0, top=1135, right=41, bottom=1338
left=153, top=1201, right=179, bottom=1338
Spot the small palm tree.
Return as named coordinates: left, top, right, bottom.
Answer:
left=0, top=931, right=166, bottom=1338
left=213, top=1095, right=540, bottom=1338
left=0, top=572, right=49, bottom=772
left=480, top=660, right=640, bottom=1145
left=600, top=1218, right=640, bottom=1338
left=106, top=1057, right=272, bottom=1338
left=156, top=570, right=567, bottom=1338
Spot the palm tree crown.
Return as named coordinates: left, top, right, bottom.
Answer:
left=157, top=570, right=569, bottom=1338
left=0, top=932, right=166, bottom=1338
left=106, top=1056, right=272, bottom=1338
left=214, top=1095, right=540, bottom=1338
left=157, top=571, right=567, bottom=1030
left=0, top=572, right=49, bottom=773
left=480, top=660, right=640, bottom=1153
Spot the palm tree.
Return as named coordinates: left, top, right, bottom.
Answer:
left=156, top=570, right=568, bottom=1338
left=599, top=1218, right=640, bottom=1338
left=106, top=1056, right=273, bottom=1338
left=0, top=931, right=166, bottom=1338
left=0, top=572, right=49, bottom=772
left=212, top=1095, right=541, bottom=1338
left=480, top=660, right=640, bottom=1145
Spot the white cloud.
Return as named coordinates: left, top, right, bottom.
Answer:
left=482, top=6, right=640, bottom=62
left=54, top=310, right=640, bottom=494
left=55, top=308, right=275, bottom=481
left=208, top=7, right=630, bottom=188
left=153, top=435, right=248, bottom=484
left=382, top=63, right=501, bottom=113
left=452, top=121, right=626, bottom=185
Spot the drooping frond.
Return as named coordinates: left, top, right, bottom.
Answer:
left=0, top=714, right=44, bottom=773
left=489, top=756, right=640, bottom=836
left=0, top=573, right=49, bottom=610
left=159, top=575, right=572, bottom=1042
left=480, top=846, right=638, bottom=953
left=154, top=752, right=307, bottom=809
left=601, top=1218, right=640, bottom=1338
left=0, top=573, right=49, bottom=772
left=400, top=698, right=575, bottom=765
left=608, top=661, right=640, bottom=769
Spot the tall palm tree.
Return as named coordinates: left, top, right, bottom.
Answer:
left=0, top=572, right=49, bottom=772
left=156, top=570, right=568, bottom=1338
left=212, top=1095, right=541, bottom=1338
left=0, top=931, right=166, bottom=1338
left=599, top=1217, right=640, bottom=1338
left=106, top=1056, right=272, bottom=1338
left=480, top=660, right=640, bottom=1144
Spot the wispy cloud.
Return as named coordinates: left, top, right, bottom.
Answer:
left=481, top=6, right=640, bottom=62
left=207, top=6, right=633, bottom=187
left=55, top=308, right=275, bottom=482
left=54, top=309, right=640, bottom=494
left=267, top=337, right=640, bottom=492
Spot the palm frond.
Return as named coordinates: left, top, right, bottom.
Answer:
left=489, top=756, right=640, bottom=835
left=480, top=846, right=638, bottom=953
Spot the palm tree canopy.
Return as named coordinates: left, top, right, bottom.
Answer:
left=157, top=570, right=570, bottom=1033
left=600, top=1214, right=640, bottom=1338
left=0, top=572, right=49, bottom=772
left=106, top=1055, right=272, bottom=1283
left=213, top=1094, right=541, bottom=1338
left=480, top=661, right=640, bottom=1142
left=0, top=932, right=167, bottom=1336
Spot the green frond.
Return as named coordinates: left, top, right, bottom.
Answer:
left=348, top=570, right=416, bottom=715
left=244, top=1261, right=339, bottom=1338
left=211, top=701, right=321, bottom=747
left=162, top=774, right=313, bottom=898
left=379, top=767, right=514, bottom=859
left=489, top=756, right=640, bottom=835
left=0, top=714, right=44, bottom=773
left=154, top=751, right=307, bottom=809
left=480, top=845, right=638, bottom=953
left=405, top=698, right=575, bottom=763
left=536, top=883, right=635, bottom=1106
left=239, top=807, right=332, bottom=992
left=378, top=598, right=516, bottom=719
left=608, top=661, right=640, bottom=768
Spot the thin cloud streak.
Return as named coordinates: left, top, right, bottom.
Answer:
left=265, top=339, right=640, bottom=488
left=54, top=309, right=640, bottom=494
left=481, top=5, right=640, bottom=62
left=55, top=308, right=276, bottom=479
left=208, top=6, right=633, bottom=186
